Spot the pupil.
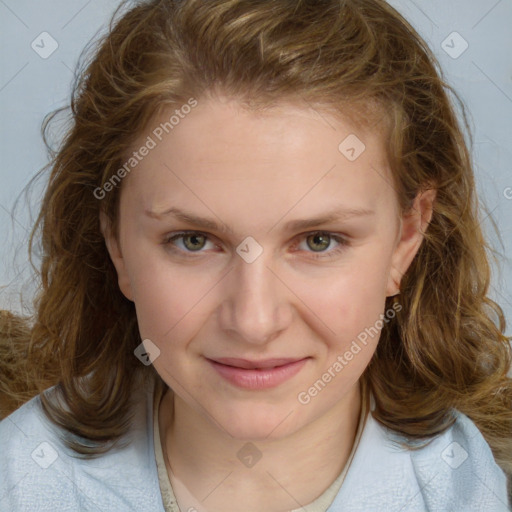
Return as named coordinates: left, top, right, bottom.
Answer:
left=185, top=234, right=204, bottom=251
left=309, top=233, right=329, bottom=252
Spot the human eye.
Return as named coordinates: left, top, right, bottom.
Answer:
left=162, top=230, right=350, bottom=261
left=162, top=231, right=218, bottom=256
left=293, top=231, right=350, bottom=260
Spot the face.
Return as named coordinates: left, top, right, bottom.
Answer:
left=103, top=94, right=434, bottom=440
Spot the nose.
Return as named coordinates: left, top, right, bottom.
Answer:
left=218, top=248, right=292, bottom=346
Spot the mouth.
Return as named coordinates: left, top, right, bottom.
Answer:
left=206, top=357, right=310, bottom=390
left=210, top=357, right=306, bottom=369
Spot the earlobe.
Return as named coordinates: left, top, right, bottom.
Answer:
left=100, top=211, right=135, bottom=302
left=386, top=188, right=437, bottom=297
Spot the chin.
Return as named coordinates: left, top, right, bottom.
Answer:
left=209, top=402, right=304, bottom=440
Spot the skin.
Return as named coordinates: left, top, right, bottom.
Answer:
left=102, top=93, right=436, bottom=512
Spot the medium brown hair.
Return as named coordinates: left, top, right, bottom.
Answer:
left=1, top=0, right=511, bottom=481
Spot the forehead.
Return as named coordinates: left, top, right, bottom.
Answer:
left=121, top=96, right=397, bottom=223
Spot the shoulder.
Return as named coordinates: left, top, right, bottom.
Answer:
left=406, top=410, right=510, bottom=511
left=0, top=383, right=165, bottom=512
left=328, top=408, right=510, bottom=512
left=410, top=411, right=509, bottom=512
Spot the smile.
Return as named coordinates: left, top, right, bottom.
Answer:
left=207, top=357, right=310, bottom=390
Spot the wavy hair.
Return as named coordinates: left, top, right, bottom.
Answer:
left=1, top=0, right=511, bottom=482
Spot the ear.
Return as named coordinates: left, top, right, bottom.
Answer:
left=386, top=188, right=437, bottom=297
left=100, top=211, right=135, bottom=302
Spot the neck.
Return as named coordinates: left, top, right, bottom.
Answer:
left=159, top=380, right=364, bottom=512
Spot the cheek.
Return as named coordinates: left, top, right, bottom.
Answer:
left=132, top=273, right=201, bottom=341
left=130, top=265, right=206, bottom=385
left=298, top=255, right=391, bottom=339
left=124, top=244, right=198, bottom=339
left=127, top=250, right=222, bottom=366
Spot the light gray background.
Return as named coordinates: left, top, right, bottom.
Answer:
left=1, top=0, right=511, bottom=340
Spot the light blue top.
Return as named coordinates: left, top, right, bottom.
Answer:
left=0, top=379, right=510, bottom=512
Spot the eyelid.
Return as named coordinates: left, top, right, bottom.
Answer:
left=162, top=230, right=220, bottom=251
left=162, top=230, right=350, bottom=258
left=291, top=231, right=349, bottom=259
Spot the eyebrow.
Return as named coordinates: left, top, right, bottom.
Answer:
left=144, top=206, right=375, bottom=234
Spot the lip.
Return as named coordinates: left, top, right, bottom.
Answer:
left=211, top=357, right=305, bottom=369
left=207, top=357, right=309, bottom=390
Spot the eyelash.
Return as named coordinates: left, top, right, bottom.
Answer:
left=162, top=230, right=350, bottom=260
